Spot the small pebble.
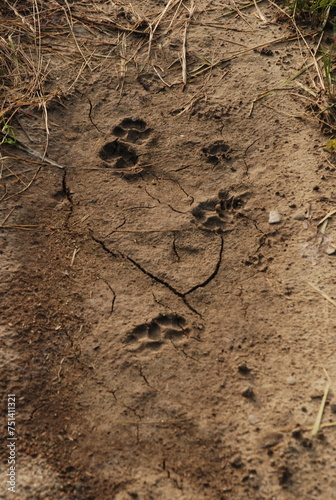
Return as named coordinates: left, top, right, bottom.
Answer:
left=293, top=210, right=306, bottom=221
left=269, top=210, right=282, bottom=224
left=249, top=415, right=259, bottom=425
left=230, top=457, right=243, bottom=468
left=259, top=431, right=284, bottom=448
left=325, top=246, right=336, bottom=255
left=242, top=386, right=255, bottom=399
left=286, top=376, right=296, bottom=386
left=238, top=362, right=251, bottom=374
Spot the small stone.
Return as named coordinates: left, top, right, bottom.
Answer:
left=259, top=431, right=284, bottom=449
left=230, top=456, right=243, bottom=468
left=286, top=376, right=296, bottom=386
left=249, top=415, right=259, bottom=425
left=242, top=386, right=255, bottom=399
left=238, top=361, right=251, bottom=374
left=325, top=246, right=336, bottom=255
left=330, top=403, right=336, bottom=414
left=293, top=210, right=307, bottom=221
left=269, top=211, right=282, bottom=224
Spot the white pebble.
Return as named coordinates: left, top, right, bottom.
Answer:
left=249, top=415, right=260, bottom=425
left=269, top=211, right=282, bottom=224
left=286, top=376, right=296, bottom=386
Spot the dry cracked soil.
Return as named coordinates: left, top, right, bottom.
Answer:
left=2, top=1, right=336, bottom=499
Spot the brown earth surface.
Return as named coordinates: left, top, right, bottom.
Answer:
left=2, top=1, right=336, bottom=498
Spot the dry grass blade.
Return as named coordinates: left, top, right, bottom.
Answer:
left=312, top=369, right=331, bottom=437
left=0, top=225, right=42, bottom=230
left=0, top=132, right=65, bottom=170
left=62, top=0, right=92, bottom=70
left=70, top=248, right=79, bottom=267
left=318, top=209, right=336, bottom=227
left=117, top=33, right=127, bottom=93
left=2, top=0, right=35, bottom=32
left=215, top=0, right=265, bottom=19
left=2, top=166, right=41, bottom=202
left=181, top=23, right=188, bottom=88
left=267, top=0, right=325, bottom=90
left=190, top=31, right=318, bottom=79
left=253, top=0, right=267, bottom=22
left=148, top=0, right=180, bottom=56
left=0, top=207, right=15, bottom=227
left=181, top=1, right=195, bottom=89
left=308, top=281, right=336, bottom=307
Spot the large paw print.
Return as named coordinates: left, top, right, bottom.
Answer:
left=202, top=140, right=231, bottom=165
left=125, top=313, right=189, bottom=352
left=112, top=117, right=151, bottom=144
left=98, top=117, right=151, bottom=171
left=99, top=140, right=138, bottom=169
left=192, top=189, right=250, bottom=232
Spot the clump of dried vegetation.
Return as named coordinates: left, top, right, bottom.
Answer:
left=1, top=0, right=336, bottom=146
left=0, top=0, right=135, bottom=129
left=0, top=0, right=198, bottom=135
left=286, top=0, right=336, bottom=131
left=0, top=0, right=200, bottom=201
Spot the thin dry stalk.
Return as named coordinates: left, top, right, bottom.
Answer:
left=117, top=33, right=127, bottom=93
left=230, top=0, right=254, bottom=29
left=253, top=0, right=267, bottom=22
left=2, top=0, right=35, bottom=33
left=0, top=132, right=65, bottom=170
left=152, top=66, right=172, bottom=87
left=148, top=0, right=180, bottom=56
left=267, top=0, right=325, bottom=90
left=2, top=166, right=41, bottom=202
left=63, top=0, right=92, bottom=70
left=308, top=281, right=336, bottom=308
left=190, top=31, right=317, bottom=79
left=214, top=0, right=265, bottom=19
left=318, top=209, right=336, bottom=226
left=70, top=248, right=79, bottom=267
left=0, top=207, right=15, bottom=227
left=181, top=1, right=195, bottom=89
left=166, top=0, right=184, bottom=33
left=312, top=369, right=331, bottom=437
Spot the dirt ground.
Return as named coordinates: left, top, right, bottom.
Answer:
left=3, top=0, right=336, bottom=498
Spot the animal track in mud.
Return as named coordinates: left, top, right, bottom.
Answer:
left=125, top=313, right=189, bottom=352
left=112, top=117, right=151, bottom=144
left=98, top=117, right=151, bottom=171
left=202, top=140, right=231, bottom=165
left=99, top=140, right=138, bottom=169
left=192, top=189, right=250, bottom=232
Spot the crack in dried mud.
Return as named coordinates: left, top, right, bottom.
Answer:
left=100, top=278, right=116, bottom=315
left=184, top=235, right=224, bottom=296
left=90, top=232, right=224, bottom=317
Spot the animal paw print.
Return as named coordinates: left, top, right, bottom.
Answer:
left=125, top=313, right=189, bottom=352
left=99, top=140, right=138, bottom=169
left=112, top=117, right=151, bottom=144
left=192, top=197, right=225, bottom=232
left=98, top=117, right=151, bottom=171
left=192, top=189, right=250, bottom=232
left=202, top=140, right=231, bottom=165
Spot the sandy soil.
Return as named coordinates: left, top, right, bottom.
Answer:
left=2, top=1, right=336, bottom=498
